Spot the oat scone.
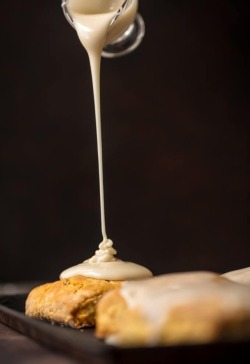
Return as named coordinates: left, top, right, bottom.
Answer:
left=25, top=275, right=120, bottom=328
left=96, top=271, right=250, bottom=346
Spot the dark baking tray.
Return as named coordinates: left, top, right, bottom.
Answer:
left=0, top=294, right=249, bottom=364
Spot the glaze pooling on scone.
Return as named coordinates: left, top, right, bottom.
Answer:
left=60, top=238, right=152, bottom=280
left=60, top=260, right=153, bottom=281
left=120, top=272, right=250, bottom=319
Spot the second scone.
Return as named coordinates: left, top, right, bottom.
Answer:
left=96, top=271, right=250, bottom=346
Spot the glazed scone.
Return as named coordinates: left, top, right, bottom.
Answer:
left=25, top=276, right=120, bottom=328
left=222, top=267, right=250, bottom=286
left=96, top=271, right=250, bottom=347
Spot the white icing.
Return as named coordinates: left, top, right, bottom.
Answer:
left=222, top=267, right=250, bottom=286
left=60, top=261, right=152, bottom=280
left=60, top=1, right=152, bottom=281
left=68, top=0, right=137, bottom=243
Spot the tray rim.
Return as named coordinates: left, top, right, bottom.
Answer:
left=0, top=294, right=112, bottom=364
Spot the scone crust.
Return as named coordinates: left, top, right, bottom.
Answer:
left=96, top=272, right=250, bottom=346
left=96, top=289, right=153, bottom=345
left=25, top=275, right=120, bottom=328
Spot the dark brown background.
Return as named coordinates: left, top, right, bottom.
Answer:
left=0, top=0, right=249, bottom=282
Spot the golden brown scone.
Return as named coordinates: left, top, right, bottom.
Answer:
left=25, top=276, right=120, bottom=328
left=96, top=271, right=250, bottom=347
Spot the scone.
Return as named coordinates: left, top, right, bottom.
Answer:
left=25, top=275, right=120, bottom=328
left=221, top=267, right=250, bottom=286
left=96, top=271, right=250, bottom=346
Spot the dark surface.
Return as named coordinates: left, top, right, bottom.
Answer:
left=0, top=322, right=79, bottom=364
left=0, top=0, right=249, bottom=282
left=1, top=294, right=250, bottom=364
